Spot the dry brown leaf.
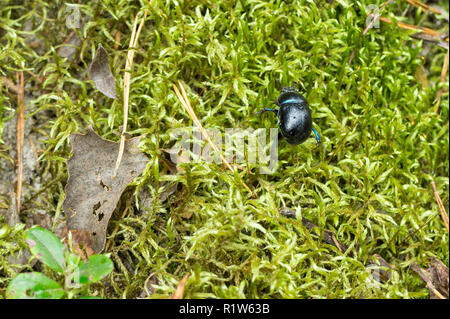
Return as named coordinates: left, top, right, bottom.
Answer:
left=68, top=229, right=95, bottom=259
left=411, top=258, right=449, bottom=299
left=170, top=273, right=190, bottom=299
left=89, top=44, right=117, bottom=99
left=63, top=128, right=147, bottom=253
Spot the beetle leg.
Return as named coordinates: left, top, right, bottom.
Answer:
left=312, top=128, right=320, bottom=144
left=256, top=108, right=278, bottom=115
left=312, top=128, right=328, bottom=152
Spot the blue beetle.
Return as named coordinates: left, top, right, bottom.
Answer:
left=258, top=85, right=326, bottom=150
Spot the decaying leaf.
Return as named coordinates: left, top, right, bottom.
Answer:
left=63, top=128, right=147, bottom=253
left=89, top=44, right=117, bottom=99
left=411, top=258, right=449, bottom=299
left=68, top=229, right=95, bottom=259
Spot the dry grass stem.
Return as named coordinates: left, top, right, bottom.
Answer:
left=15, top=71, right=24, bottom=215
left=114, top=8, right=149, bottom=178
left=170, top=273, right=190, bottom=299
left=431, top=181, right=449, bottom=233
left=380, top=17, right=444, bottom=38
left=402, top=0, right=443, bottom=15
left=172, top=80, right=255, bottom=197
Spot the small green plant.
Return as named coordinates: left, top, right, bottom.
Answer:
left=6, top=227, right=113, bottom=299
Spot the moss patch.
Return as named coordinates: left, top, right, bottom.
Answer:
left=0, top=0, right=448, bottom=298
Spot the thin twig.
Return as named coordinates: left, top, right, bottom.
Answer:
left=363, top=11, right=380, bottom=36
left=402, top=0, right=442, bottom=16
left=433, top=48, right=449, bottom=113
left=172, top=80, right=255, bottom=197
left=428, top=284, right=446, bottom=299
left=114, top=8, right=149, bottom=178
left=410, top=32, right=449, bottom=50
left=431, top=181, right=449, bottom=233
left=16, top=71, right=25, bottom=215
left=353, top=1, right=447, bottom=66
left=379, top=16, right=443, bottom=38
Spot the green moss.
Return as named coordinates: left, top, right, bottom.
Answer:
left=0, top=0, right=448, bottom=298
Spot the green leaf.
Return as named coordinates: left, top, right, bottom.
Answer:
left=6, top=273, right=65, bottom=299
left=77, top=254, right=114, bottom=284
left=26, top=227, right=65, bottom=273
